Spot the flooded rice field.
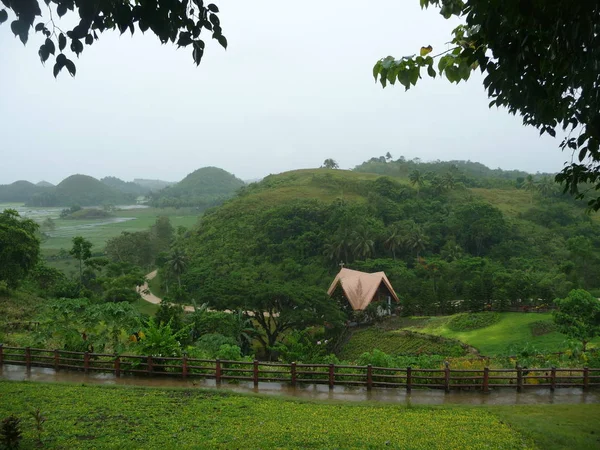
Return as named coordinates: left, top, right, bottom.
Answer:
left=2, top=365, right=598, bottom=405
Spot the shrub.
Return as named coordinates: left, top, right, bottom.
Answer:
left=1, top=415, right=22, bottom=450
left=195, top=333, right=238, bottom=358
left=529, top=320, right=557, bottom=336
left=447, top=312, right=500, bottom=331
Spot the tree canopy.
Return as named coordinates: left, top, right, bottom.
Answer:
left=553, top=289, right=600, bottom=351
left=373, top=1, right=600, bottom=209
left=0, top=0, right=226, bottom=77
left=0, top=209, right=40, bottom=288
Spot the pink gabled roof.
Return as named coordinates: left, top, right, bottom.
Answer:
left=327, top=268, right=400, bottom=311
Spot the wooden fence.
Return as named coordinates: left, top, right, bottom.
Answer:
left=1, top=345, right=599, bottom=393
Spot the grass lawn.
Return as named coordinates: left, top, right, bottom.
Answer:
left=408, top=313, right=600, bottom=356
left=339, top=327, right=468, bottom=361
left=131, top=297, right=159, bottom=316
left=1, top=381, right=598, bottom=449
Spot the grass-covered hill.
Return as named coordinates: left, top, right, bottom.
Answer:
left=101, top=176, right=150, bottom=197
left=181, top=164, right=600, bottom=316
left=35, top=180, right=54, bottom=187
left=0, top=180, right=50, bottom=203
left=133, top=178, right=175, bottom=191
left=149, top=166, right=245, bottom=209
left=51, top=174, right=134, bottom=206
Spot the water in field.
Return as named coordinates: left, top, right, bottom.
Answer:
left=2, top=365, right=598, bottom=406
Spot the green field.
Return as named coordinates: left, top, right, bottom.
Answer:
left=42, top=207, right=200, bottom=252
left=340, top=313, right=600, bottom=359
left=408, top=313, right=597, bottom=356
left=3, top=381, right=599, bottom=449
left=339, top=327, right=469, bottom=361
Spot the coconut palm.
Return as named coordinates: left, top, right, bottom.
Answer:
left=352, top=226, right=375, bottom=260
left=384, top=223, right=404, bottom=260
left=523, top=174, right=537, bottom=203
left=537, top=176, right=556, bottom=198
left=406, top=226, right=428, bottom=260
left=167, top=249, right=187, bottom=289
left=409, top=169, right=425, bottom=197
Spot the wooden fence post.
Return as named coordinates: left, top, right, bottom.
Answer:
left=329, top=364, right=335, bottom=389
left=406, top=366, right=412, bottom=393
left=54, top=349, right=59, bottom=371
left=182, top=354, right=188, bottom=379
left=444, top=361, right=450, bottom=393
left=550, top=367, right=556, bottom=391
left=0, top=343, right=3, bottom=367
left=147, top=355, right=153, bottom=375
left=114, top=355, right=121, bottom=378
left=253, top=360, right=259, bottom=387
left=84, top=352, right=90, bottom=374
left=583, top=367, right=589, bottom=391
left=483, top=367, right=489, bottom=393
left=215, top=359, right=221, bottom=384
left=367, top=365, right=373, bottom=390
left=516, top=365, right=523, bottom=393
left=291, top=362, right=296, bottom=387
left=25, top=347, right=31, bottom=371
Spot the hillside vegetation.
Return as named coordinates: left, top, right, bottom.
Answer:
left=149, top=166, right=245, bottom=209
left=0, top=180, right=50, bottom=203
left=179, top=163, right=600, bottom=323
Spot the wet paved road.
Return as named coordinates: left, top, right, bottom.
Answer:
left=2, top=364, right=598, bottom=405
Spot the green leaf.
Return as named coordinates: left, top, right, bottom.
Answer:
left=45, top=38, right=55, bottom=55
left=409, top=66, right=420, bottom=86
left=65, top=59, right=76, bottom=77
left=398, top=70, right=410, bottom=90
left=372, top=61, right=381, bottom=81
left=207, top=4, right=220, bottom=13
left=59, top=33, right=66, bottom=51
left=38, top=44, right=50, bottom=64
left=427, top=65, right=436, bottom=79
left=217, top=34, right=227, bottom=49
left=0, top=9, right=7, bottom=25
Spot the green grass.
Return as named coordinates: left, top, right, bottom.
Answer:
left=409, top=313, right=599, bottom=356
left=0, top=381, right=539, bottom=449
left=339, top=326, right=469, bottom=361
left=131, top=297, right=159, bottom=316
left=42, top=207, right=200, bottom=252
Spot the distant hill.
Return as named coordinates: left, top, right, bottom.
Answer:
left=133, top=179, right=175, bottom=191
left=0, top=180, right=48, bottom=203
left=36, top=181, right=54, bottom=188
left=149, top=167, right=245, bottom=209
left=50, top=174, right=134, bottom=206
left=353, top=157, right=554, bottom=188
left=101, top=176, right=150, bottom=196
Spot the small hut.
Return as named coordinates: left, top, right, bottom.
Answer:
left=327, top=268, right=399, bottom=313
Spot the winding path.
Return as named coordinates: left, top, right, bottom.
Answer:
left=137, top=270, right=194, bottom=312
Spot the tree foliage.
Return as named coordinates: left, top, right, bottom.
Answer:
left=553, top=289, right=600, bottom=351
left=0, top=209, right=40, bottom=288
left=373, top=1, right=600, bottom=209
left=0, top=0, right=226, bottom=77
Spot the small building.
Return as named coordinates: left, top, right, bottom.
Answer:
left=327, top=268, right=400, bottom=313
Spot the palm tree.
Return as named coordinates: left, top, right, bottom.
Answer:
left=441, top=240, right=463, bottom=261
left=406, top=226, right=428, bottom=260
left=167, top=249, right=187, bottom=289
left=352, top=226, right=375, bottom=260
left=384, top=223, right=404, bottom=260
left=441, top=171, right=456, bottom=191
left=231, top=310, right=256, bottom=354
left=523, top=174, right=537, bottom=203
left=537, top=176, right=556, bottom=198
left=409, top=169, right=425, bottom=197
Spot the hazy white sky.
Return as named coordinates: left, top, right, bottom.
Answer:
left=0, top=1, right=568, bottom=184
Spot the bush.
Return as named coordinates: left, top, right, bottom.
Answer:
left=195, top=333, right=238, bottom=358
left=529, top=320, right=557, bottom=336
left=1, top=415, right=22, bottom=450
left=447, top=312, right=500, bottom=331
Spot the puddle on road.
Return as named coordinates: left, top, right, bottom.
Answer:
left=2, top=365, right=598, bottom=405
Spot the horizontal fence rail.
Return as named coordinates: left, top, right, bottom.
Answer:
left=1, top=345, right=599, bottom=393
